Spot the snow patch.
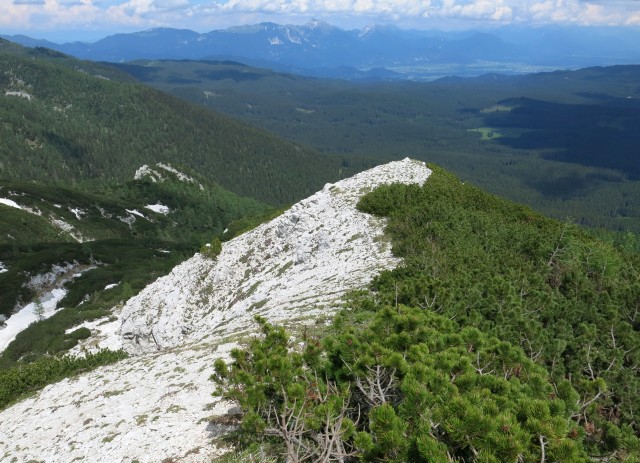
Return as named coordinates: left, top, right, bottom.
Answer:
left=26, top=262, right=87, bottom=292
left=0, top=263, right=94, bottom=352
left=104, top=283, right=119, bottom=290
left=145, top=203, right=170, bottom=215
left=0, top=197, right=43, bottom=216
left=0, top=289, right=67, bottom=352
left=23, top=206, right=42, bottom=216
left=0, top=198, right=22, bottom=209
left=286, top=28, right=302, bottom=44
left=0, top=261, right=7, bottom=274
left=125, top=209, right=147, bottom=219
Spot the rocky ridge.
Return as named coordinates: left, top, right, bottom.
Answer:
left=0, top=159, right=431, bottom=463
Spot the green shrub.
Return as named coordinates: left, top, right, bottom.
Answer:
left=0, top=349, right=128, bottom=409
left=201, top=238, right=223, bottom=259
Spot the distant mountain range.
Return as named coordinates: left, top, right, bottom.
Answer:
left=4, top=21, right=640, bottom=80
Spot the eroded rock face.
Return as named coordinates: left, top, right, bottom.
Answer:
left=0, top=159, right=431, bottom=463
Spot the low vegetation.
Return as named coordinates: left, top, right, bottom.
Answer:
left=0, top=349, right=128, bottom=410
left=213, top=166, right=640, bottom=461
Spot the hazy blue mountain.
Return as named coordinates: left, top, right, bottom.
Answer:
left=6, top=21, right=640, bottom=80
left=494, top=25, right=640, bottom=66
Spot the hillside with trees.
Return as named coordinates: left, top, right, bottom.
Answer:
left=0, top=41, right=364, bottom=369
left=0, top=39, right=638, bottom=461
left=0, top=40, right=364, bottom=206
left=118, top=59, right=640, bottom=239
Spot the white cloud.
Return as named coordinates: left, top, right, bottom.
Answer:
left=438, top=0, right=513, bottom=21
left=1, top=0, right=640, bottom=38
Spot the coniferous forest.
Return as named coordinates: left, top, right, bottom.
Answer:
left=119, top=59, right=640, bottom=239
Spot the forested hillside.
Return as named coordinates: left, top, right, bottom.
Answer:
left=0, top=40, right=364, bottom=206
left=119, top=59, right=640, bottom=238
left=215, top=166, right=640, bottom=462
left=0, top=41, right=365, bottom=369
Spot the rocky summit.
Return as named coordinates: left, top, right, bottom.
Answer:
left=0, top=158, right=431, bottom=463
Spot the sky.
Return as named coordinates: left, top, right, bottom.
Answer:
left=1, top=0, right=640, bottom=42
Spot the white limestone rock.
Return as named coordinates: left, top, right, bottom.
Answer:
left=118, top=158, right=431, bottom=354
left=0, top=158, right=431, bottom=463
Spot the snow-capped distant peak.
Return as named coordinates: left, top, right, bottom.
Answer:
left=305, top=18, right=333, bottom=31
left=308, top=18, right=321, bottom=29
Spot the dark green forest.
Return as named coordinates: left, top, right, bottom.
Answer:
left=119, top=59, right=640, bottom=237
left=214, top=167, right=640, bottom=462
left=0, top=40, right=366, bottom=206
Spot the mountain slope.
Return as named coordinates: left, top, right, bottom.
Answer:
left=6, top=23, right=640, bottom=77
left=0, top=40, right=358, bottom=206
left=1, top=160, right=638, bottom=461
left=0, top=163, right=269, bottom=323
left=1, top=41, right=357, bottom=364
left=0, top=159, right=431, bottom=462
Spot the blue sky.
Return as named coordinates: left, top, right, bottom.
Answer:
left=2, top=0, right=640, bottom=41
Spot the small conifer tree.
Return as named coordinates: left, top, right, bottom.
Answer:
left=33, top=298, right=45, bottom=322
